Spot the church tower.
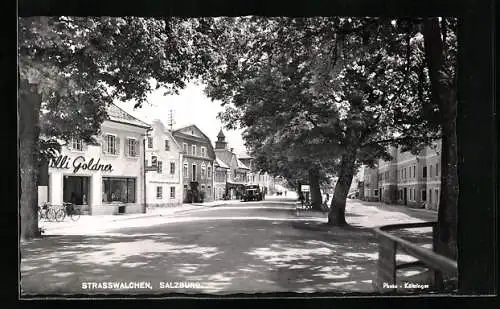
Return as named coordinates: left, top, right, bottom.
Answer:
left=215, top=128, right=228, bottom=150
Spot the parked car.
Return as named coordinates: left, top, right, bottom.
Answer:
left=243, top=184, right=264, bottom=201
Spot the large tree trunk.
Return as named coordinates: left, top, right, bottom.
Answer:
left=328, top=153, right=356, bottom=226
left=19, top=78, right=42, bottom=241
left=309, top=167, right=322, bottom=211
left=423, top=18, right=458, bottom=260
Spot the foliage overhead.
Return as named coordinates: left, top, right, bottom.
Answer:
left=18, top=16, right=216, bottom=160
left=202, top=17, right=455, bottom=186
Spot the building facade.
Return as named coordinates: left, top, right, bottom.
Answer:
left=145, top=120, right=183, bottom=208
left=214, top=130, right=250, bottom=200
left=172, top=125, right=216, bottom=203
left=239, top=154, right=275, bottom=195
left=361, top=140, right=442, bottom=210
left=213, top=158, right=230, bottom=200
left=39, top=104, right=150, bottom=215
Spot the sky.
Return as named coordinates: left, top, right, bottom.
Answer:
left=114, top=82, right=248, bottom=155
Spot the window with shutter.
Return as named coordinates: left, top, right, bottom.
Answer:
left=102, top=135, right=108, bottom=154
left=135, top=140, right=140, bottom=157
left=116, top=137, right=121, bottom=155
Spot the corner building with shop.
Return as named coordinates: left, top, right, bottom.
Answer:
left=38, top=104, right=150, bottom=215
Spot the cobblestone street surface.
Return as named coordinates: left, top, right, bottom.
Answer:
left=21, top=197, right=437, bottom=296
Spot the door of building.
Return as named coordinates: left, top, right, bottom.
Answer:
left=63, top=176, right=90, bottom=209
left=403, top=187, right=408, bottom=205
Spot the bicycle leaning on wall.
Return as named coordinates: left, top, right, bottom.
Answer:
left=38, top=202, right=56, bottom=221
left=54, top=202, right=81, bottom=222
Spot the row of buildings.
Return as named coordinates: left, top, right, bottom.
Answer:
left=37, top=104, right=276, bottom=215
left=352, top=141, right=442, bottom=211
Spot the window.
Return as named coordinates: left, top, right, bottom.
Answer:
left=435, top=189, right=439, bottom=204
left=151, top=156, right=158, bottom=167
left=404, top=168, right=407, bottom=179
left=107, top=135, right=118, bottom=155
left=429, top=189, right=432, bottom=203
left=201, top=185, right=205, bottom=193
left=374, top=189, right=378, bottom=196
left=147, top=137, right=153, bottom=149
left=183, top=143, right=188, bottom=154
left=72, top=138, right=83, bottom=151
left=423, top=166, right=427, bottom=178
left=413, top=165, right=416, bottom=178
left=156, top=186, right=163, bottom=199
left=165, top=140, right=170, bottom=151
left=201, top=165, right=206, bottom=179
left=128, top=138, right=138, bottom=157
left=207, top=186, right=211, bottom=196
left=201, top=147, right=206, bottom=157
left=170, top=186, right=175, bottom=199
left=170, top=162, right=175, bottom=174
left=102, top=177, right=136, bottom=203
left=192, top=164, right=197, bottom=181
left=207, top=166, right=212, bottom=178
left=192, top=145, right=197, bottom=156
left=436, top=163, right=439, bottom=176
left=430, top=165, right=433, bottom=177
left=157, top=161, right=163, bottom=173
left=183, top=163, right=188, bottom=178
left=421, top=190, right=427, bottom=201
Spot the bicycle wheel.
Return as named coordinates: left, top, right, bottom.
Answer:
left=71, top=208, right=81, bottom=221
left=46, top=208, right=57, bottom=222
left=55, top=209, right=66, bottom=222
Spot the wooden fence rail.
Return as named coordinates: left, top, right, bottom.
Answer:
left=373, top=221, right=458, bottom=292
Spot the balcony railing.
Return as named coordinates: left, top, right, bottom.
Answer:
left=373, top=221, right=458, bottom=293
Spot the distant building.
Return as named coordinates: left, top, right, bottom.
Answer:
left=145, top=120, right=183, bottom=208
left=238, top=153, right=275, bottom=195
left=361, top=140, right=442, bottom=211
left=172, top=125, right=216, bottom=203
left=213, top=157, right=230, bottom=200
left=214, top=129, right=250, bottom=200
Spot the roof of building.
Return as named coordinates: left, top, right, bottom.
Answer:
left=217, top=128, right=225, bottom=138
left=106, top=103, right=150, bottom=129
left=238, top=152, right=253, bottom=159
left=173, top=124, right=211, bottom=142
left=236, top=157, right=250, bottom=170
left=214, top=158, right=230, bottom=169
left=150, top=119, right=183, bottom=151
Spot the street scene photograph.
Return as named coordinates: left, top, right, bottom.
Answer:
left=19, top=16, right=460, bottom=296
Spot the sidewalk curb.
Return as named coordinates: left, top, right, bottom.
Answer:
left=109, top=202, right=229, bottom=222
left=352, top=199, right=437, bottom=217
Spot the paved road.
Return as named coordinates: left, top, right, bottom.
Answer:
left=20, top=198, right=436, bottom=296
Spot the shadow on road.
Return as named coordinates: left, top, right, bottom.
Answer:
left=20, top=203, right=432, bottom=296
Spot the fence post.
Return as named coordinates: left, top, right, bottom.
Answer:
left=377, top=236, right=397, bottom=290
left=432, top=223, right=444, bottom=290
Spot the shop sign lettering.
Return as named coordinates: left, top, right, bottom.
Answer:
left=49, top=155, right=113, bottom=173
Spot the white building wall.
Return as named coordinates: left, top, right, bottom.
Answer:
left=44, top=120, right=147, bottom=215
left=145, top=120, right=183, bottom=207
